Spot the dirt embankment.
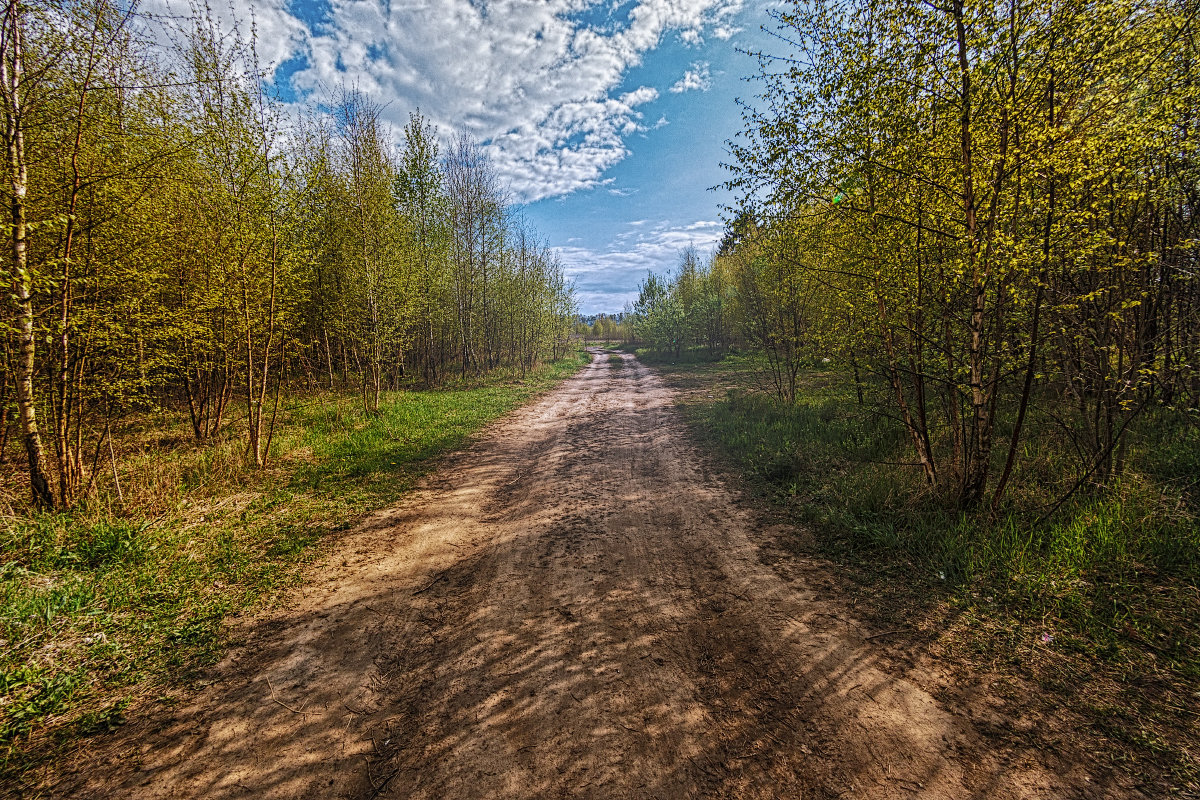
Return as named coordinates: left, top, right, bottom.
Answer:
left=58, top=350, right=1140, bottom=799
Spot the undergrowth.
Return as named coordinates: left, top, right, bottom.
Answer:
left=654, top=349, right=1200, bottom=793
left=0, top=351, right=588, bottom=786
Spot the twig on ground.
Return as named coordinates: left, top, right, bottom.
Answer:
left=412, top=572, right=448, bottom=596
left=266, top=676, right=306, bottom=715
left=368, top=768, right=400, bottom=799
left=865, top=630, right=904, bottom=641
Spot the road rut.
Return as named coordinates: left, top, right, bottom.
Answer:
left=71, top=350, right=1112, bottom=799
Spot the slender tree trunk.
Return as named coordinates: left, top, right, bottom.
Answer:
left=48, top=15, right=101, bottom=507
left=954, top=0, right=1000, bottom=507
left=254, top=227, right=279, bottom=467
left=323, top=326, right=335, bottom=389
left=2, top=1, right=52, bottom=508
left=991, top=70, right=1053, bottom=514
left=243, top=281, right=260, bottom=466
left=0, top=385, right=11, bottom=463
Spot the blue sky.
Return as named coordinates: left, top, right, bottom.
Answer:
left=163, top=0, right=777, bottom=313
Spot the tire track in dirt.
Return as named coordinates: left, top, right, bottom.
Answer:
left=63, top=349, right=1131, bottom=799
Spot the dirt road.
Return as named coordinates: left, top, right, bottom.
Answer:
left=71, top=350, right=1122, bottom=799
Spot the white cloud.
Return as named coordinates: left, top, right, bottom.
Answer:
left=555, top=218, right=725, bottom=312
left=139, top=0, right=307, bottom=78
left=198, top=0, right=748, bottom=202
left=140, top=0, right=751, bottom=201
left=669, top=62, right=712, bottom=93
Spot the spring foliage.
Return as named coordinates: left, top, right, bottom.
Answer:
left=0, top=1, right=576, bottom=508
left=709, top=0, right=1200, bottom=509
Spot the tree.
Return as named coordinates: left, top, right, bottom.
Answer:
left=0, top=0, right=581, bottom=508
left=0, top=0, right=52, bottom=507
left=724, top=0, right=1195, bottom=508
left=331, top=89, right=411, bottom=411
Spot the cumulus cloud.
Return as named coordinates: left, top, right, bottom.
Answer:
left=138, top=0, right=307, bottom=79
left=161, top=0, right=746, bottom=202
left=556, top=219, right=725, bottom=312
left=669, top=62, right=712, bottom=93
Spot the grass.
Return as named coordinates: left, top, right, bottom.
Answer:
left=626, top=344, right=727, bottom=366
left=581, top=339, right=628, bottom=351
left=650, top=348, right=1200, bottom=793
left=0, top=350, right=589, bottom=789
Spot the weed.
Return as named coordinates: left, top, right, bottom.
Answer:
left=73, top=700, right=128, bottom=737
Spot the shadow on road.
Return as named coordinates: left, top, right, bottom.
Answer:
left=62, top=352, right=1093, bottom=800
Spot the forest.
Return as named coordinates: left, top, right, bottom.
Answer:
left=631, top=0, right=1199, bottom=513
left=0, top=0, right=577, bottom=512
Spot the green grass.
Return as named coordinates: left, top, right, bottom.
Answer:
left=625, top=343, right=727, bottom=365
left=651, top=349, right=1200, bottom=792
left=0, top=350, right=589, bottom=787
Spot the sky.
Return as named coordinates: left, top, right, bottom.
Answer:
left=156, top=0, right=779, bottom=314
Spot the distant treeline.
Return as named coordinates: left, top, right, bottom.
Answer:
left=0, top=1, right=576, bottom=509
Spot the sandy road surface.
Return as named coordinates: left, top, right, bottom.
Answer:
left=68, top=350, right=1123, bottom=799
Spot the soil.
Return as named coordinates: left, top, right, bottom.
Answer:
left=58, top=350, right=1144, bottom=799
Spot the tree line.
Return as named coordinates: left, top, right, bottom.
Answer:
left=0, top=0, right=576, bottom=510
left=634, top=0, right=1199, bottom=511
